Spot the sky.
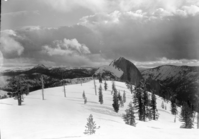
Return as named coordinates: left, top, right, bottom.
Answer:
left=1, top=0, right=199, bottom=70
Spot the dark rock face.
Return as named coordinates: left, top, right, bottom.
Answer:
left=109, top=57, right=143, bottom=85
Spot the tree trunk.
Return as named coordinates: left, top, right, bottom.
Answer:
left=153, top=109, right=156, bottom=120
left=143, top=106, right=146, bottom=121
left=41, top=76, right=44, bottom=100
left=64, top=84, right=66, bottom=97
left=18, top=92, right=21, bottom=106
left=17, top=78, right=22, bottom=106
left=94, top=78, right=97, bottom=95
left=174, top=114, right=176, bottom=123
left=192, top=112, right=195, bottom=122
left=197, top=112, right=199, bottom=129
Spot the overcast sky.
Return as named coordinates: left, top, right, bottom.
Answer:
left=1, top=0, right=199, bottom=70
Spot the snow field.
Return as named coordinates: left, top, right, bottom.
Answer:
left=0, top=80, right=198, bottom=139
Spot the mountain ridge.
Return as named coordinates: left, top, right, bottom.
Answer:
left=95, top=57, right=142, bottom=85
left=141, top=65, right=199, bottom=112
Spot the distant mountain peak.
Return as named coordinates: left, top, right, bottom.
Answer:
left=33, top=64, right=48, bottom=69
left=96, top=57, right=142, bottom=85
left=116, top=56, right=126, bottom=61
left=110, top=57, right=128, bottom=66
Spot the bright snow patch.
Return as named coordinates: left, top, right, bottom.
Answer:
left=0, top=80, right=198, bottom=139
left=95, top=65, right=123, bottom=78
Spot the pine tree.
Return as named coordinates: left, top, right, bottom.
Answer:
left=134, top=80, right=144, bottom=121
left=120, top=96, right=124, bottom=107
left=123, top=91, right=126, bottom=103
left=104, top=81, right=108, bottom=91
left=84, top=97, right=87, bottom=104
left=180, top=102, right=194, bottom=128
left=129, top=84, right=133, bottom=94
left=112, top=89, right=119, bottom=112
left=171, top=98, right=178, bottom=123
left=123, top=102, right=136, bottom=126
left=98, top=85, right=103, bottom=104
left=82, top=91, right=85, bottom=99
left=112, top=81, right=116, bottom=92
left=161, top=101, right=164, bottom=109
left=151, top=92, right=158, bottom=120
left=84, top=114, right=97, bottom=135
left=126, top=82, right=130, bottom=89
left=118, top=92, right=122, bottom=101
left=99, top=76, right=102, bottom=83
left=7, top=76, right=27, bottom=106
left=148, top=108, right=153, bottom=121
left=143, top=90, right=149, bottom=121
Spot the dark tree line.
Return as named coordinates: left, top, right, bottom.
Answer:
left=171, top=97, right=178, bottom=123
left=180, top=102, right=194, bottom=128
left=133, top=79, right=159, bottom=121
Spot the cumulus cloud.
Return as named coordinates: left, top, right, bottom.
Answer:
left=40, top=38, right=105, bottom=67
left=42, top=38, right=90, bottom=56
left=1, top=0, right=199, bottom=68
left=79, top=10, right=199, bottom=61
left=54, top=38, right=91, bottom=54
left=41, top=0, right=199, bottom=16
left=0, top=27, right=106, bottom=68
left=0, top=30, right=24, bottom=57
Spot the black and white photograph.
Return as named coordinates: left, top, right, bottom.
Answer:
left=0, top=0, right=199, bottom=138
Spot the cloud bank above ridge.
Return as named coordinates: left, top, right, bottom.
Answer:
left=1, top=0, right=199, bottom=69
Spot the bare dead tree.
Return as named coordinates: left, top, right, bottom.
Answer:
left=40, top=75, right=44, bottom=100
left=93, top=77, right=97, bottom=95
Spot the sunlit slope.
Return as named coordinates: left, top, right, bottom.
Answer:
left=0, top=80, right=198, bottom=139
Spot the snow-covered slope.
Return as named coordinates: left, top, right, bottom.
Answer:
left=0, top=80, right=198, bottom=139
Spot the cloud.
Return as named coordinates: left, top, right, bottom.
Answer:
left=40, top=38, right=105, bottom=67
left=1, top=4, right=199, bottom=68
left=41, top=0, right=199, bottom=15
left=134, top=57, right=199, bottom=68
left=1, top=10, right=40, bottom=17
left=0, top=27, right=106, bottom=68
left=0, top=30, right=24, bottom=58
left=41, top=0, right=108, bottom=13
left=3, top=57, right=36, bottom=68
left=41, top=38, right=91, bottom=56
left=80, top=10, right=199, bottom=61
left=53, top=38, right=91, bottom=54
